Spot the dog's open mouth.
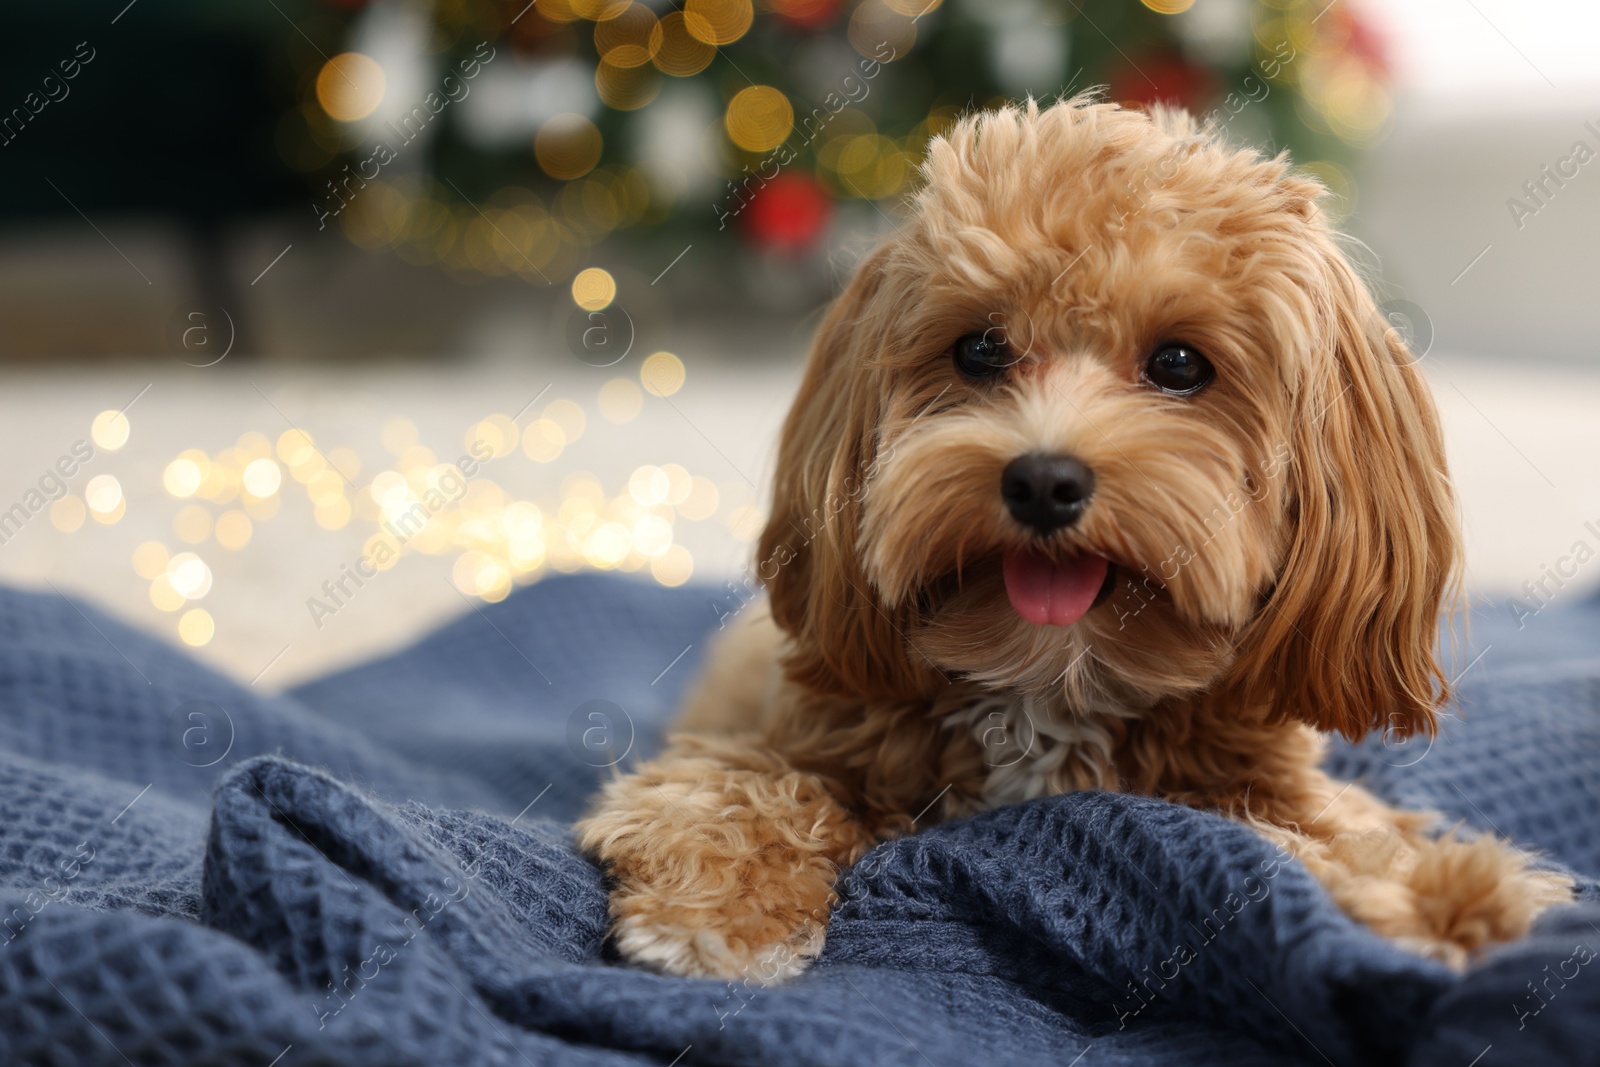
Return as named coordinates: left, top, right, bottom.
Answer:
left=1001, top=551, right=1115, bottom=626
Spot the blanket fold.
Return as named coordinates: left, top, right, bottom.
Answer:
left=0, top=574, right=1597, bottom=1066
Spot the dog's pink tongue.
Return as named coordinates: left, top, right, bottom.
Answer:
left=1002, top=552, right=1108, bottom=627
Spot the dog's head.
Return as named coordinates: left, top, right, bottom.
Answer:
left=757, top=98, right=1458, bottom=742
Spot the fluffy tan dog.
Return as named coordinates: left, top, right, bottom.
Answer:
left=577, top=97, right=1571, bottom=983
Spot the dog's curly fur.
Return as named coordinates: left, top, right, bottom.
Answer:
left=578, top=97, right=1571, bottom=983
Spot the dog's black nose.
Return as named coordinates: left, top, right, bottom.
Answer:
left=1001, top=453, right=1095, bottom=533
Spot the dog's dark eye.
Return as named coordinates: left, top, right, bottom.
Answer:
left=1143, top=344, right=1214, bottom=395
left=951, top=331, right=1013, bottom=379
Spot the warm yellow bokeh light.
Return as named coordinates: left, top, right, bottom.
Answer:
left=178, top=608, right=215, bottom=647
left=49, top=496, right=86, bottom=533
left=85, top=474, right=123, bottom=515
left=453, top=550, right=513, bottom=601
left=629, top=465, right=671, bottom=506
left=536, top=114, right=604, bottom=180
left=91, top=410, right=130, bottom=451
left=521, top=419, right=567, bottom=463
left=167, top=552, right=213, bottom=600
left=571, top=0, right=631, bottom=17
left=652, top=12, right=716, bottom=77
left=631, top=513, right=673, bottom=557
left=849, top=0, right=917, bottom=59
left=651, top=543, right=694, bottom=586
left=724, top=86, right=793, bottom=152
left=660, top=463, right=693, bottom=505
left=306, top=471, right=345, bottom=506
left=316, top=52, right=387, bottom=122
left=678, top=475, right=720, bottom=521
left=1140, top=0, right=1193, bottom=11
left=468, top=416, right=519, bottom=460
left=236, top=432, right=273, bottom=463
left=727, top=503, right=766, bottom=541
left=684, top=0, right=753, bottom=45
left=598, top=377, right=644, bottom=423
left=543, top=399, right=587, bottom=443
left=173, top=504, right=213, bottom=544
left=242, top=458, right=283, bottom=498
left=364, top=533, right=402, bottom=571
left=277, top=429, right=317, bottom=466
left=149, top=575, right=185, bottom=613
left=132, top=541, right=170, bottom=580
left=215, top=510, right=253, bottom=550
left=314, top=498, right=353, bottom=531
left=595, top=60, right=662, bottom=111
left=571, top=267, right=617, bottom=311
left=164, top=457, right=203, bottom=498
left=641, top=351, right=686, bottom=397
left=594, top=3, right=661, bottom=68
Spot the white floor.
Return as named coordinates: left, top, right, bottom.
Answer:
left=0, top=350, right=1593, bottom=688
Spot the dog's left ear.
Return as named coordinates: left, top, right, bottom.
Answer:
left=1230, top=246, right=1460, bottom=742
left=756, top=242, right=934, bottom=703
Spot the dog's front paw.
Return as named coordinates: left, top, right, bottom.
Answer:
left=1332, top=830, right=1575, bottom=968
left=576, top=744, right=871, bottom=983
left=1399, top=835, right=1574, bottom=967
left=608, top=882, right=827, bottom=983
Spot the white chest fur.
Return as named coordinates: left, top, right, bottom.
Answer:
left=943, top=690, right=1132, bottom=808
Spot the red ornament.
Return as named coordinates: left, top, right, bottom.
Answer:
left=741, top=173, right=832, bottom=251
left=1109, top=51, right=1214, bottom=113
left=769, top=0, right=842, bottom=30
left=1341, top=10, right=1393, bottom=80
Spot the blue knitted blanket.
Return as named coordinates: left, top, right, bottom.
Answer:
left=1, top=574, right=1598, bottom=1067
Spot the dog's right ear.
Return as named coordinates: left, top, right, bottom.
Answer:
left=756, top=242, right=930, bottom=701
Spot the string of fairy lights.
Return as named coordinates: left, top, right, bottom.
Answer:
left=50, top=269, right=764, bottom=650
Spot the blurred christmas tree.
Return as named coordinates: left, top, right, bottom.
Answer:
left=290, top=0, right=1391, bottom=290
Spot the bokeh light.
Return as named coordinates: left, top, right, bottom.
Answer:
left=571, top=0, right=631, bottom=18
left=90, top=410, right=130, bottom=451
left=598, top=378, right=643, bottom=423
left=849, top=0, right=917, bottom=58
left=652, top=13, right=716, bottom=76
left=679, top=476, right=719, bottom=520
left=595, top=4, right=661, bottom=68
left=316, top=52, right=386, bottom=122
left=167, top=552, right=213, bottom=600
left=164, top=452, right=207, bottom=498
left=641, top=351, right=687, bottom=397
left=242, top=458, right=283, bottom=498
left=628, top=465, right=671, bottom=506
left=521, top=419, right=567, bottom=462
left=543, top=400, right=587, bottom=443
left=684, top=0, right=753, bottom=45
left=650, top=544, right=694, bottom=586
left=536, top=114, right=604, bottom=180
left=215, top=510, right=253, bottom=550
left=571, top=267, right=617, bottom=311
left=85, top=475, right=124, bottom=523
left=132, top=541, right=170, bottom=580
left=178, top=608, right=215, bottom=647
left=174, top=504, right=212, bottom=544
left=724, top=86, right=793, bottom=152
left=49, top=497, right=85, bottom=533
left=149, top=576, right=185, bottom=613
left=596, top=61, right=662, bottom=110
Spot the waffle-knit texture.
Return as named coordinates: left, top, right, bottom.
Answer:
left=0, top=574, right=1596, bottom=1066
